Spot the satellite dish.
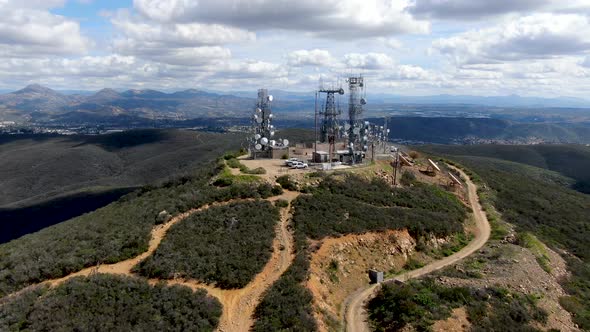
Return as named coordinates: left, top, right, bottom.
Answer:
left=253, top=114, right=258, bottom=119
left=256, top=117, right=262, bottom=124
left=283, top=139, right=289, bottom=146
left=260, top=137, right=268, bottom=145
left=363, top=135, right=368, bottom=141
left=338, top=88, right=344, bottom=95
left=255, top=144, right=262, bottom=150
left=360, top=98, right=367, bottom=105
left=387, top=129, right=390, bottom=133
left=268, top=95, right=274, bottom=102
left=256, top=108, right=262, bottom=113
left=270, top=131, right=275, bottom=137
left=350, top=142, right=354, bottom=148
left=270, top=140, right=276, bottom=146
left=344, top=123, right=351, bottom=130
left=269, top=114, right=273, bottom=118
left=353, top=128, right=360, bottom=135
left=363, top=145, right=368, bottom=150
left=255, top=134, right=261, bottom=140
left=270, top=125, right=274, bottom=129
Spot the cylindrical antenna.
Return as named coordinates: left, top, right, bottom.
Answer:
left=314, top=91, right=318, bottom=154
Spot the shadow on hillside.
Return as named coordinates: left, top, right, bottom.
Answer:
left=0, top=187, right=136, bottom=244
left=72, top=129, right=171, bottom=151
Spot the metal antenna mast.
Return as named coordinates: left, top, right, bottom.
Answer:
left=319, top=85, right=344, bottom=163
left=250, top=89, right=280, bottom=159
left=346, top=75, right=366, bottom=163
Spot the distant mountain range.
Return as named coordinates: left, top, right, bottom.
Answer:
left=1, top=84, right=589, bottom=124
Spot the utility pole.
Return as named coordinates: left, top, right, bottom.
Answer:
left=314, top=91, right=318, bottom=156
left=392, top=150, right=399, bottom=186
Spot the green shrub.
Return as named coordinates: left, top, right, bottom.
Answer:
left=243, top=167, right=266, bottom=175
left=275, top=199, right=289, bottom=208
left=0, top=274, right=221, bottom=332
left=226, top=158, right=242, bottom=169
left=252, top=174, right=468, bottom=330
left=276, top=175, right=298, bottom=191
left=135, top=201, right=279, bottom=289
left=400, top=170, right=416, bottom=186
left=367, top=278, right=547, bottom=332
left=0, top=163, right=276, bottom=297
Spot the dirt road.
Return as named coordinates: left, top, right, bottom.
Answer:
left=343, top=166, right=491, bottom=332
left=213, top=191, right=299, bottom=332
left=9, top=191, right=299, bottom=332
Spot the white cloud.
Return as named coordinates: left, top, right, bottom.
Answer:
left=133, top=0, right=430, bottom=38
left=111, top=10, right=251, bottom=66
left=432, top=14, right=590, bottom=64
left=408, top=0, right=551, bottom=20
left=344, top=52, right=395, bottom=70
left=391, top=65, right=430, bottom=80
left=112, top=11, right=254, bottom=47
left=0, top=4, right=90, bottom=56
left=287, top=49, right=335, bottom=67
left=379, top=38, right=403, bottom=50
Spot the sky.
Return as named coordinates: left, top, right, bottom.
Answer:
left=1, top=0, right=590, bottom=97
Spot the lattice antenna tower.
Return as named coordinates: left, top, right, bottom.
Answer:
left=250, top=89, right=276, bottom=154
left=319, top=85, right=344, bottom=144
left=346, top=75, right=367, bottom=156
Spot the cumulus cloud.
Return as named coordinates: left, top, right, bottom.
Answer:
left=111, top=11, right=249, bottom=66
left=287, top=49, right=335, bottom=67
left=432, top=14, right=590, bottom=64
left=408, top=0, right=551, bottom=20
left=0, top=2, right=90, bottom=56
left=112, top=12, right=254, bottom=47
left=391, top=65, right=430, bottom=80
left=133, top=0, right=429, bottom=38
left=344, top=53, right=395, bottom=69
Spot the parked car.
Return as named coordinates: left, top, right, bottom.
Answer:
left=285, top=158, right=300, bottom=166
left=294, top=162, right=308, bottom=169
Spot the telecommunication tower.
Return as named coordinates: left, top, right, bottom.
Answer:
left=315, top=84, right=344, bottom=163
left=319, top=87, right=344, bottom=144
left=250, top=89, right=288, bottom=158
left=346, top=76, right=367, bottom=162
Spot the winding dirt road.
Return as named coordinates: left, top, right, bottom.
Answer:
left=343, top=166, right=491, bottom=332
left=6, top=191, right=300, bottom=332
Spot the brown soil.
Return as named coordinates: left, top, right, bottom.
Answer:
left=436, top=242, right=577, bottom=331
left=432, top=307, right=471, bottom=332
left=343, top=165, right=491, bottom=332
left=7, top=190, right=300, bottom=332
left=308, top=230, right=417, bottom=331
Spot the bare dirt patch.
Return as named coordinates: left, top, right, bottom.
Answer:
left=436, top=242, right=577, bottom=331
left=432, top=307, right=471, bottom=332
left=308, top=229, right=416, bottom=331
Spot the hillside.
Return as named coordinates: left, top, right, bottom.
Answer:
left=421, top=144, right=590, bottom=193
left=0, top=145, right=585, bottom=331
left=419, top=144, right=590, bottom=330
left=0, top=153, right=483, bottom=331
left=0, top=129, right=243, bottom=243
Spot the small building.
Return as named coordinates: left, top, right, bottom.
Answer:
left=312, top=151, right=329, bottom=163
left=251, top=147, right=289, bottom=160
left=368, top=269, right=384, bottom=284
left=271, top=147, right=289, bottom=159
